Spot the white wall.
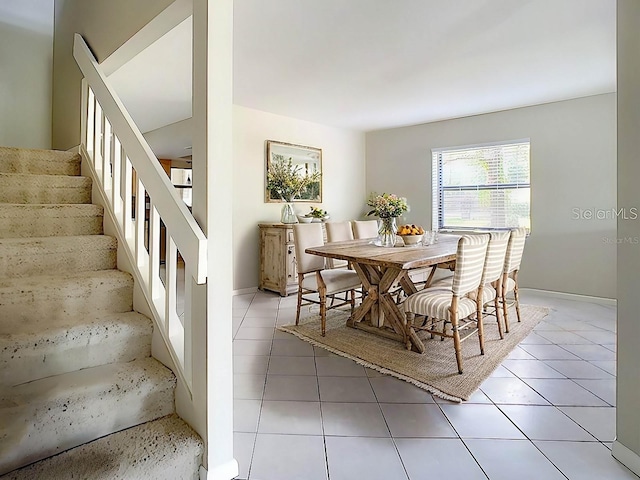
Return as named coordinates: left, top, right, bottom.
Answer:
left=233, top=105, right=366, bottom=292
left=0, top=0, right=54, bottom=149
left=614, top=0, right=640, bottom=474
left=366, top=94, right=616, bottom=298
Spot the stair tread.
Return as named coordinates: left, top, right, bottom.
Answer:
left=0, top=147, right=80, bottom=176
left=1, top=356, right=172, bottom=401
left=0, top=415, right=203, bottom=480
left=0, top=358, right=177, bottom=475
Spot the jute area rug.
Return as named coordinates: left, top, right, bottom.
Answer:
left=279, top=304, right=549, bottom=402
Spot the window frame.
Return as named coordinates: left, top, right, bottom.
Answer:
left=432, top=139, right=531, bottom=232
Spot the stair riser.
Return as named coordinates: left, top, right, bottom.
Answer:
left=0, top=147, right=80, bottom=176
left=1, top=317, right=152, bottom=387
left=1, top=415, right=203, bottom=480
left=0, top=237, right=116, bottom=278
left=0, top=360, right=176, bottom=475
left=0, top=274, right=133, bottom=320
left=0, top=205, right=104, bottom=238
left=0, top=176, right=92, bottom=204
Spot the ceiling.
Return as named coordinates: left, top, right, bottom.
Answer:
left=110, top=0, right=616, bottom=157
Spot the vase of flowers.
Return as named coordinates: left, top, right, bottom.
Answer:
left=366, top=192, right=409, bottom=247
left=267, top=155, right=321, bottom=224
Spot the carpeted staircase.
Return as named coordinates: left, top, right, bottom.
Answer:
left=0, top=146, right=203, bottom=479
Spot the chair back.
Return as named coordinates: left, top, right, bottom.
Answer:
left=481, top=231, right=511, bottom=285
left=503, top=227, right=527, bottom=274
left=452, top=234, right=489, bottom=296
left=293, top=223, right=325, bottom=274
left=352, top=220, right=379, bottom=239
left=325, top=221, right=354, bottom=268
left=325, top=221, right=355, bottom=242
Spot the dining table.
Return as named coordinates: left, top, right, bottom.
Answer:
left=306, top=234, right=459, bottom=353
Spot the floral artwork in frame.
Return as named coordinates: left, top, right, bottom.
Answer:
left=265, top=140, right=322, bottom=203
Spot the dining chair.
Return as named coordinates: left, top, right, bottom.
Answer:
left=403, top=234, right=489, bottom=374
left=293, top=223, right=362, bottom=336
left=324, top=221, right=354, bottom=269
left=501, top=227, right=527, bottom=333
left=352, top=220, right=379, bottom=239
left=430, top=231, right=510, bottom=344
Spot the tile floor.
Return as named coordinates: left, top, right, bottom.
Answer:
left=232, top=290, right=637, bottom=480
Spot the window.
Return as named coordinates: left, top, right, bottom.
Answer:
left=432, top=140, right=530, bottom=231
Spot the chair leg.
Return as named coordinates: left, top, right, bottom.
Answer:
left=295, top=283, right=303, bottom=326
left=451, top=313, right=463, bottom=374
left=513, top=276, right=521, bottom=323
left=477, top=306, right=485, bottom=355
left=502, top=273, right=510, bottom=333
left=494, top=296, right=504, bottom=339
left=319, top=286, right=327, bottom=336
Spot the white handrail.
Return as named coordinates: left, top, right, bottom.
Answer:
left=73, top=33, right=207, bottom=284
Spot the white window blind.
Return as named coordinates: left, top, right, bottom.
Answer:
left=432, top=140, right=530, bottom=231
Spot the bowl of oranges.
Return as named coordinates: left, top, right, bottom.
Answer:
left=397, top=224, right=425, bottom=246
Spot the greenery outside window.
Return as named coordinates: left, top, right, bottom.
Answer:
left=432, top=140, right=531, bottom=231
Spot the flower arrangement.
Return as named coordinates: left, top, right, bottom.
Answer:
left=366, top=192, right=409, bottom=218
left=307, top=206, right=328, bottom=218
left=267, top=155, right=321, bottom=202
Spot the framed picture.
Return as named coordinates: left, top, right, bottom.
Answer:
left=265, top=140, right=322, bottom=203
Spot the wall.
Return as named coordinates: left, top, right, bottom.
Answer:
left=366, top=94, right=616, bottom=298
left=614, top=0, right=640, bottom=474
left=0, top=0, right=54, bottom=149
left=52, top=0, right=174, bottom=150
left=233, top=105, right=366, bottom=292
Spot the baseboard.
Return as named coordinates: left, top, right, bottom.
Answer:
left=612, top=441, right=640, bottom=476
left=520, top=288, right=616, bottom=307
left=233, top=287, right=258, bottom=296
left=200, top=459, right=239, bottom=480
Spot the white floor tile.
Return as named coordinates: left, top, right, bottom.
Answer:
left=440, top=404, right=526, bottom=439
left=234, top=374, right=266, bottom=400
left=263, top=375, right=319, bottom=401
left=519, top=344, right=581, bottom=360
left=321, top=402, right=390, bottom=437
left=258, top=400, right=323, bottom=435
left=250, top=434, right=327, bottom=480
left=479, top=377, right=551, bottom=405
left=396, top=438, right=487, bottom=480
left=270, top=338, right=315, bottom=356
left=234, top=399, right=262, bottom=433
left=318, top=376, right=377, bottom=402
left=502, top=359, right=566, bottom=378
left=559, top=406, right=616, bottom=442
left=498, top=405, right=595, bottom=441
left=234, top=432, right=256, bottom=480
left=325, top=436, right=407, bottom=480
left=233, top=355, right=270, bottom=375
left=267, top=356, right=317, bottom=376
left=523, top=379, right=609, bottom=406
left=543, top=360, right=615, bottom=379
left=380, top=403, right=458, bottom=438
left=315, top=356, right=367, bottom=377
left=464, top=439, right=565, bottom=480
left=535, top=440, right=639, bottom=480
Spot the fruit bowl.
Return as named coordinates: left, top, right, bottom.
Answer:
left=297, top=215, right=312, bottom=223
left=399, top=234, right=423, bottom=246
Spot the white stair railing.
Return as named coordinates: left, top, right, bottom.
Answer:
left=73, top=33, right=206, bottom=393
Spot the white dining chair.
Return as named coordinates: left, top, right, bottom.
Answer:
left=324, top=221, right=354, bottom=269
left=352, top=220, right=379, bottom=239
left=403, top=234, right=489, bottom=374
left=293, top=223, right=362, bottom=336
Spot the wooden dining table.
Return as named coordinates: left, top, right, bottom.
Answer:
left=306, top=234, right=459, bottom=353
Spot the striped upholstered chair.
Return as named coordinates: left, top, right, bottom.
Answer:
left=403, top=234, right=489, bottom=374
left=501, top=227, right=527, bottom=333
